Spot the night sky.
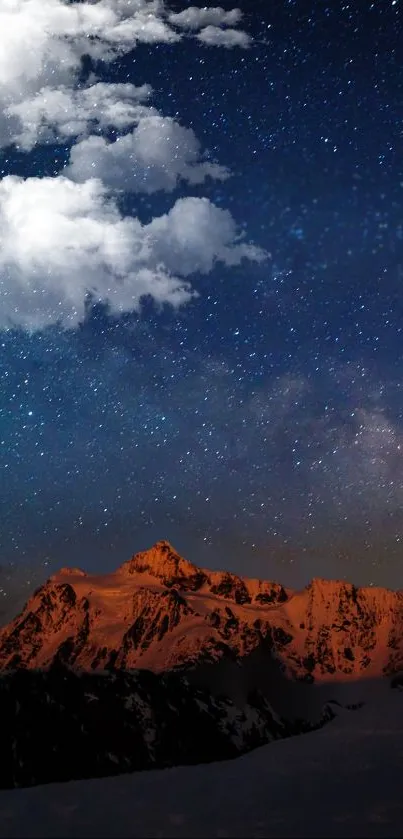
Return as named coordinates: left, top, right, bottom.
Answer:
left=1, top=0, right=403, bottom=615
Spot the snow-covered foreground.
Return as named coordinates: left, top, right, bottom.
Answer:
left=1, top=687, right=402, bottom=838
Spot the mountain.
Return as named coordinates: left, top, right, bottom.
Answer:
left=1, top=539, right=402, bottom=790
left=1, top=539, right=403, bottom=682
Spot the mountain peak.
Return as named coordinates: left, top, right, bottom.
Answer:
left=118, top=541, right=207, bottom=591
left=154, top=539, right=178, bottom=553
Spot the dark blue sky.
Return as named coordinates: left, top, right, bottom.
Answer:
left=1, top=0, right=403, bottom=608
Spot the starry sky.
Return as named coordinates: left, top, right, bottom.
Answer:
left=1, top=0, right=403, bottom=616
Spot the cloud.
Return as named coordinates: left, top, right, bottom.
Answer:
left=66, top=113, right=230, bottom=192
left=5, top=82, right=154, bottom=151
left=5, top=81, right=230, bottom=191
left=145, top=196, right=267, bottom=274
left=0, top=177, right=266, bottom=331
left=5, top=79, right=229, bottom=189
left=168, top=6, right=242, bottom=30
left=0, top=0, right=248, bottom=111
left=0, top=0, right=180, bottom=98
left=0, top=0, right=182, bottom=148
left=197, top=26, right=251, bottom=48
left=0, top=2, right=259, bottom=331
left=0, top=1, right=177, bottom=100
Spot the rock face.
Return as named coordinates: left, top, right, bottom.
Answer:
left=1, top=541, right=403, bottom=682
left=290, top=577, right=403, bottom=681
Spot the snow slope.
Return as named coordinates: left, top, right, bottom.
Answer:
left=0, top=685, right=401, bottom=838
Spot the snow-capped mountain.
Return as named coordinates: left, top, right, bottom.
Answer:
left=2, top=539, right=401, bottom=790
left=1, top=539, right=403, bottom=681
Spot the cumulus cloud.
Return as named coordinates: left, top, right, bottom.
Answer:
left=0, top=0, right=180, bottom=97
left=0, top=1, right=260, bottom=330
left=5, top=81, right=230, bottom=191
left=145, top=196, right=267, bottom=274
left=0, top=177, right=266, bottom=331
left=66, top=113, right=230, bottom=192
left=0, top=0, right=181, bottom=147
left=168, top=6, right=242, bottom=30
left=0, top=0, right=248, bottom=109
left=5, top=82, right=154, bottom=151
left=197, top=26, right=251, bottom=48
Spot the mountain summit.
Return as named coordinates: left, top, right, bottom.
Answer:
left=118, top=540, right=207, bottom=590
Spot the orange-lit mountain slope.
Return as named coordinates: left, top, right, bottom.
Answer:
left=1, top=540, right=402, bottom=682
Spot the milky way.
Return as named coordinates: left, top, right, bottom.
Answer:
left=0, top=0, right=402, bottom=606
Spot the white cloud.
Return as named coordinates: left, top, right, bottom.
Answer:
left=5, top=78, right=231, bottom=190
left=167, top=5, right=252, bottom=47
left=5, top=81, right=230, bottom=190
left=0, top=0, right=180, bottom=100
left=4, top=82, right=155, bottom=151
left=0, top=0, right=248, bottom=114
left=0, top=177, right=267, bottom=331
left=168, top=6, right=242, bottom=30
left=145, top=196, right=267, bottom=275
left=0, top=2, right=261, bottom=332
left=66, top=114, right=230, bottom=192
left=0, top=0, right=182, bottom=148
left=197, top=26, right=251, bottom=48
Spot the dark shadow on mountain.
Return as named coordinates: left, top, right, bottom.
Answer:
left=184, top=637, right=382, bottom=726
left=0, top=632, right=389, bottom=792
